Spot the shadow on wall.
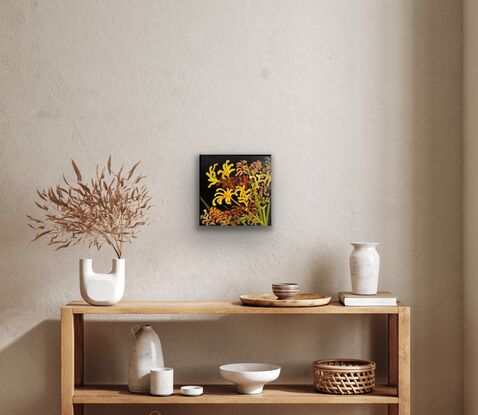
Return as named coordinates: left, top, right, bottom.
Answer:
left=0, top=320, right=60, bottom=414
left=83, top=317, right=386, bottom=415
left=85, top=316, right=388, bottom=381
left=409, top=1, right=463, bottom=415
left=87, top=403, right=385, bottom=415
left=0, top=316, right=386, bottom=415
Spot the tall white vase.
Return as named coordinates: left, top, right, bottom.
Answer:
left=350, top=243, right=380, bottom=295
left=128, top=325, right=164, bottom=393
left=79, top=258, right=125, bottom=306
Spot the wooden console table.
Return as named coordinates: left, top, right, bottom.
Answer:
left=60, top=301, right=410, bottom=414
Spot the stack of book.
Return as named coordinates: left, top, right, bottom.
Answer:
left=338, top=291, right=397, bottom=307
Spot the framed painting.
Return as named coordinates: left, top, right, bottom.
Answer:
left=199, top=154, right=272, bottom=226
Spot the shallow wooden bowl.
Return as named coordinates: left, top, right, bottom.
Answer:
left=240, top=293, right=331, bottom=307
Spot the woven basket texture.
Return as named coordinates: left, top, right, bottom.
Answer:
left=313, top=359, right=376, bottom=395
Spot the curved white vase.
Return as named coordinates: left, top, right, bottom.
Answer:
left=350, top=243, right=380, bottom=295
left=79, top=258, right=125, bottom=306
left=128, top=325, right=164, bottom=393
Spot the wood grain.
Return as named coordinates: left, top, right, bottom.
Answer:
left=61, top=308, right=74, bottom=415
left=73, top=384, right=398, bottom=404
left=61, top=302, right=409, bottom=412
left=64, top=300, right=400, bottom=315
left=240, top=293, right=331, bottom=307
left=388, top=314, right=399, bottom=415
left=398, top=307, right=411, bottom=415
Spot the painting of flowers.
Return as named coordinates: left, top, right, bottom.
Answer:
left=199, top=155, right=272, bottom=226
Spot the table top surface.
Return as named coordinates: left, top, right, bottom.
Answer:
left=63, top=300, right=407, bottom=314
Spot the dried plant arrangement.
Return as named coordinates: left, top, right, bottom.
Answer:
left=27, top=156, right=152, bottom=258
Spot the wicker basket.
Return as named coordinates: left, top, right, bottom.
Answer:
left=313, top=359, right=376, bottom=395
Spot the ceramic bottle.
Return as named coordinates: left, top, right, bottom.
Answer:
left=350, top=242, right=380, bottom=295
left=128, top=325, right=164, bottom=393
left=79, top=258, right=125, bottom=306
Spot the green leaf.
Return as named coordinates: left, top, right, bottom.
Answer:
left=200, top=197, right=210, bottom=209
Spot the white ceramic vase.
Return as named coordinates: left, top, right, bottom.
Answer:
left=79, top=258, right=125, bottom=306
left=128, top=325, right=164, bottom=393
left=350, top=243, right=380, bottom=295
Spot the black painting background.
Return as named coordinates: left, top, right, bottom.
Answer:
left=199, top=154, right=272, bottom=226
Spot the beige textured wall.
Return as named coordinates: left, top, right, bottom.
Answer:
left=0, top=1, right=462, bottom=415
left=464, top=1, right=477, bottom=414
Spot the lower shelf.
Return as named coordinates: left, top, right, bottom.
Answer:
left=74, top=384, right=398, bottom=405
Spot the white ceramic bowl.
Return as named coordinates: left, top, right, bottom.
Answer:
left=219, top=363, right=281, bottom=394
left=181, top=385, right=203, bottom=396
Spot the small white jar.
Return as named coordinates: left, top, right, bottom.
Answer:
left=150, top=367, right=174, bottom=396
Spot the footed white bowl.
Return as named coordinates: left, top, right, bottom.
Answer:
left=219, top=363, right=281, bottom=394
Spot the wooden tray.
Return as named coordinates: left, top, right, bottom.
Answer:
left=240, top=293, right=331, bottom=307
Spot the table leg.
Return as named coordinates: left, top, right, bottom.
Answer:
left=61, top=309, right=84, bottom=415
left=388, top=314, right=398, bottom=415
left=398, top=307, right=411, bottom=415
left=61, top=308, right=75, bottom=415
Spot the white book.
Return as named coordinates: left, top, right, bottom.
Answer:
left=339, top=291, right=397, bottom=307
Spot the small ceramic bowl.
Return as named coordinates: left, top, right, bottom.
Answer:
left=272, top=283, right=300, bottom=299
left=181, top=386, right=203, bottom=396
left=272, top=282, right=299, bottom=288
